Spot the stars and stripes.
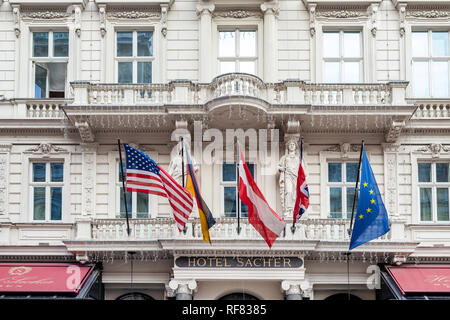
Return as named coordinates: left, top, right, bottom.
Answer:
left=123, top=144, right=193, bottom=232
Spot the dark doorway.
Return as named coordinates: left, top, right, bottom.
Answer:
left=116, top=292, right=154, bottom=300
left=219, top=293, right=259, bottom=300
left=324, top=293, right=361, bottom=301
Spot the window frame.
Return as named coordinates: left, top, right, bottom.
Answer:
left=30, top=29, right=69, bottom=98
left=114, top=30, right=155, bottom=84
left=320, top=150, right=368, bottom=219
left=212, top=19, right=264, bottom=78
left=116, top=161, right=151, bottom=219
left=217, top=28, right=258, bottom=75
left=220, top=162, right=255, bottom=219
left=411, top=29, right=450, bottom=98
left=326, top=161, right=360, bottom=219
left=28, top=161, right=65, bottom=222
left=314, top=20, right=373, bottom=83
left=416, top=161, right=450, bottom=223
left=412, top=152, right=450, bottom=224
left=322, top=30, right=364, bottom=83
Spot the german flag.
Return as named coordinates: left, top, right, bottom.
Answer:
left=184, top=146, right=216, bottom=243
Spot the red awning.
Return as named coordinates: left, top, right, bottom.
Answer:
left=386, top=265, right=450, bottom=295
left=0, top=263, right=94, bottom=293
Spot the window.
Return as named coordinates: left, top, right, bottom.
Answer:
left=32, top=31, right=68, bottom=98
left=117, top=163, right=150, bottom=218
left=116, top=31, right=153, bottom=83
left=221, top=162, right=254, bottom=218
left=418, top=162, right=450, bottom=222
left=412, top=31, right=450, bottom=97
left=31, top=162, right=63, bottom=221
left=328, top=162, right=359, bottom=219
left=218, top=29, right=257, bottom=75
left=323, top=31, right=363, bottom=83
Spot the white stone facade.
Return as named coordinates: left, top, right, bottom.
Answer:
left=0, top=0, right=449, bottom=300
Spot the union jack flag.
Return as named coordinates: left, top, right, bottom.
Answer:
left=123, top=144, right=193, bottom=231
left=293, top=141, right=309, bottom=223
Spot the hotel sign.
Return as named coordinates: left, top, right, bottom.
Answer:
left=175, top=257, right=303, bottom=269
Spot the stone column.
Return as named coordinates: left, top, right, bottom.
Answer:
left=281, top=281, right=303, bottom=300
left=197, top=2, right=215, bottom=82
left=168, top=279, right=197, bottom=300
left=260, top=1, right=279, bottom=82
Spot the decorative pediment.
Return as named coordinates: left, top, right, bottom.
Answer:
left=302, top=0, right=381, bottom=37
left=416, top=144, right=450, bottom=158
left=106, top=8, right=161, bottom=20
left=212, top=9, right=263, bottom=19
left=393, top=0, right=450, bottom=36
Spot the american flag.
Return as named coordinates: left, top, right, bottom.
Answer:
left=123, top=144, right=193, bottom=231
left=293, top=141, right=310, bottom=223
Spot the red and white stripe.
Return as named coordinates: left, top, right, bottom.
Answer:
left=238, top=146, right=286, bottom=248
left=126, top=167, right=193, bottom=231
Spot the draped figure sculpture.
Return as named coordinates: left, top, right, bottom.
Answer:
left=278, top=139, right=300, bottom=218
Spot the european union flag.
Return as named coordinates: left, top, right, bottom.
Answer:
left=349, top=145, right=390, bottom=250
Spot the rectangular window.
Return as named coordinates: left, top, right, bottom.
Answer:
left=116, top=31, right=154, bottom=83
left=412, top=30, right=450, bottom=97
left=218, top=29, right=257, bottom=75
left=328, top=162, right=359, bottom=219
left=117, top=163, right=150, bottom=218
left=323, top=31, right=363, bottom=83
left=32, top=31, right=68, bottom=98
left=418, top=162, right=450, bottom=222
left=221, top=162, right=254, bottom=218
left=31, top=162, right=64, bottom=221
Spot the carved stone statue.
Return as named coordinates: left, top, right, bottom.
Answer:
left=168, top=142, right=198, bottom=186
left=278, top=139, right=300, bottom=217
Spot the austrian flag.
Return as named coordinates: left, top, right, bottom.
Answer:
left=238, top=145, right=286, bottom=248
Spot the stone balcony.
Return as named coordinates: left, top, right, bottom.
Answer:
left=62, top=74, right=416, bottom=141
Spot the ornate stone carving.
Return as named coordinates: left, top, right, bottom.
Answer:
left=74, top=5, right=82, bottom=37
left=278, top=138, right=300, bottom=217
left=107, top=10, right=161, bottom=20
left=168, top=141, right=198, bottom=186
left=398, top=4, right=406, bottom=37
left=407, top=10, right=450, bottom=19
left=12, top=5, right=20, bottom=38
left=369, top=4, right=378, bottom=37
left=75, top=121, right=95, bottom=143
left=316, top=10, right=363, bottom=18
left=161, top=5, right=168, bottom=37
left=23, top=10, right=71, bottom=19
left=385, top=120, right=405, bottom=143
left=25, top=143, right=68, bottom=155
left=98, top=5, right=106, bottom=37
left=82, top=145, right=97, bottom=217
left=417, top=144, right=450, bottom=158
left=308, top=5, right=316, bottom=37
left=213, top=9, right=263, bottom=19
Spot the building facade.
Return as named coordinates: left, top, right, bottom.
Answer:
left=0, top=0, right=449, bottom=300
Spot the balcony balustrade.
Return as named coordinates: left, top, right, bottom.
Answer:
left=87, top=217, right=391, bottom=242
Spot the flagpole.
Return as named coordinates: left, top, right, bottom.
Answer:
left=117, top=139, right=131, bottom=236
left=291, top=136, right=304, bottom=234
left=349, top=139, right=364, bottom=235
left=181, top=137, right=187, bottom=234
left=346, top=139, right=364, bottom=301
left=236, top=141, right=241, bottom=235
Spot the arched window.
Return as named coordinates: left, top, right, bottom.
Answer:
left=324, top=293, right=361, bottom=301
left=219, top=293, right=259, bottom=300
left=116, top=292, right=154, bottom=300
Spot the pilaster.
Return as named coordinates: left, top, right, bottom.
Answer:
left=81, top=143, right=98, bottom=217
left=168, top=279, right=197, bottom=300
left=260, top=1, right=279, bottom=82
left=197, top=2, right=215, bottom=82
